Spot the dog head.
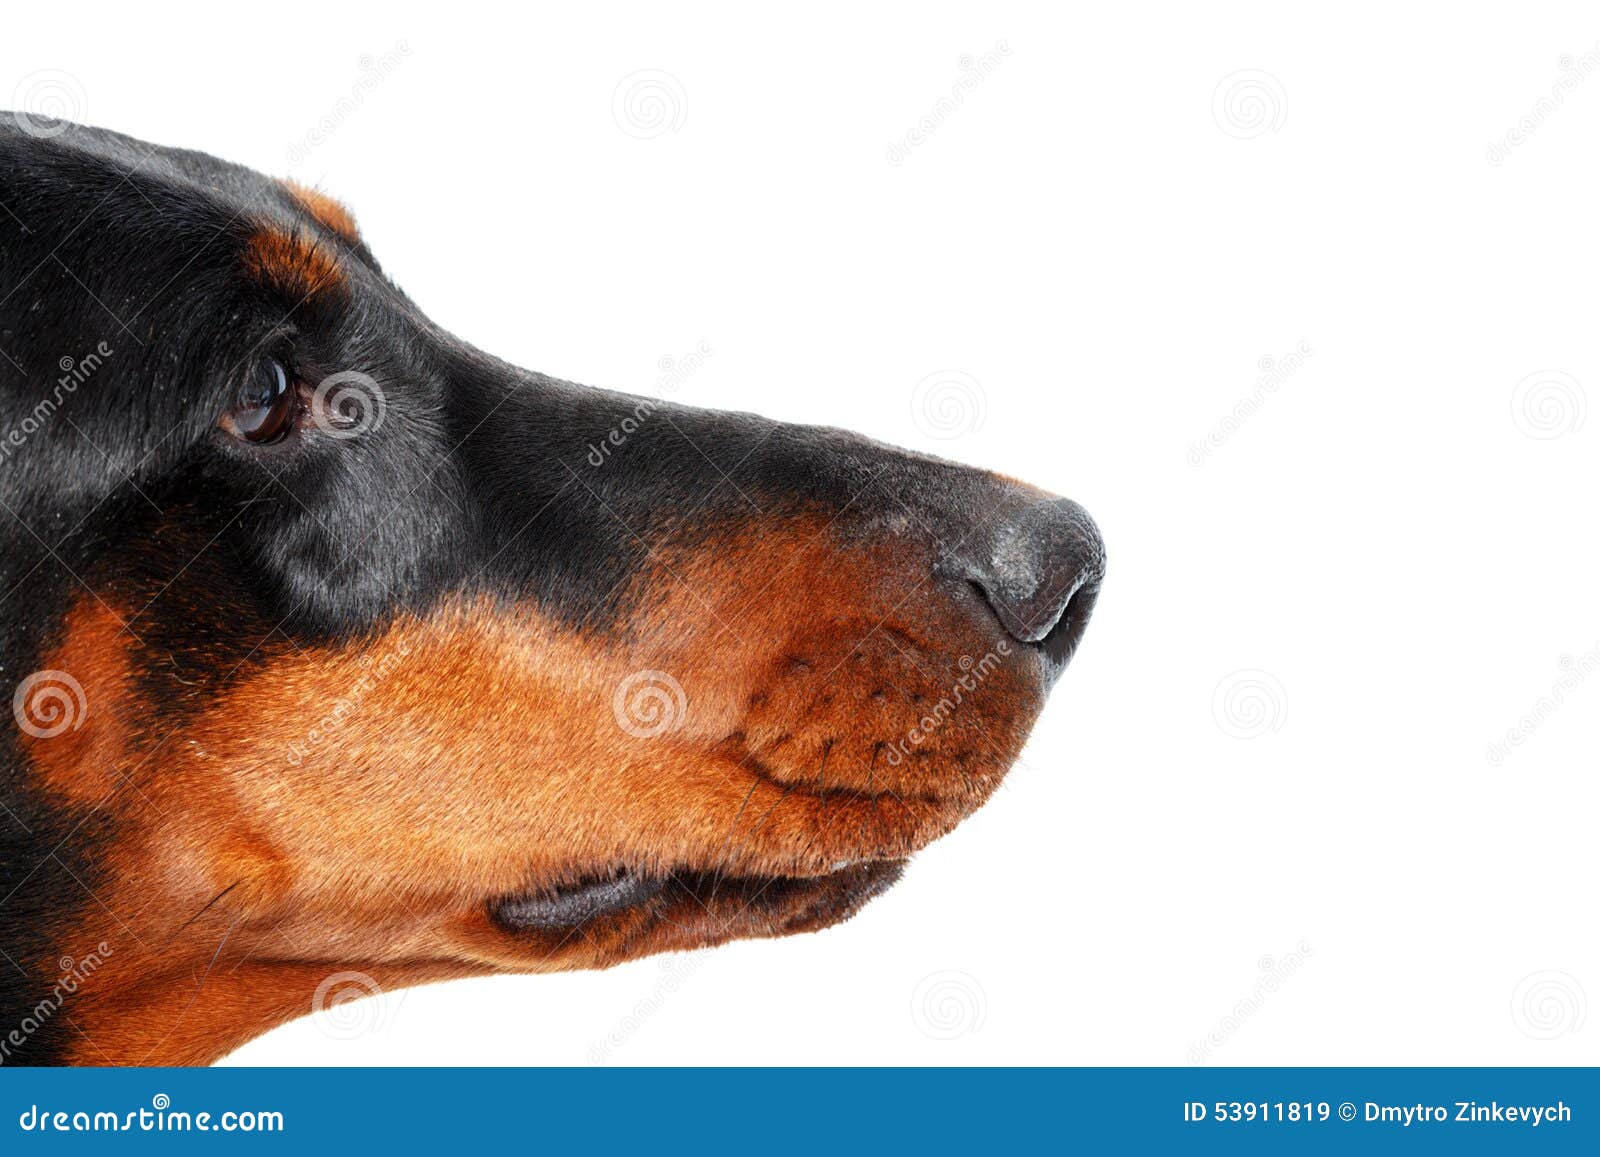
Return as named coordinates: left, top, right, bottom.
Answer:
left=0, top=115, right=1104, bottom=1063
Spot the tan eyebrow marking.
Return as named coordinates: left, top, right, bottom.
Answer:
left=281, top=179, right=361, bottom=244
left=243, top=227, right=345, bottom=299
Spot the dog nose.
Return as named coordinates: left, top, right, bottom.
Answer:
left=955, top=497, right=1105, bottom=666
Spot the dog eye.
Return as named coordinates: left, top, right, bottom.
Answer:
left=225, top=356, right=296, bottom=443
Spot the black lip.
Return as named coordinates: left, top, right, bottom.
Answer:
left=490, top=861, right=905, bottom=935
left=492, top=872, right=666, bottom=931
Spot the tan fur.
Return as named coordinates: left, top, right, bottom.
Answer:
left=282, top=181, right=361, bottom=244
left=42, top=518, right=1040, bottom=1063
left=243, top=228, right=344, bottom=299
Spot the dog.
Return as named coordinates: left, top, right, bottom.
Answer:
left=0, top=114, right=1104, bottom=1065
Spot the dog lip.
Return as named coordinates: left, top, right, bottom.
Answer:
left=489, top=859, right=907, bottom=934
left=491, top=872, right=666, bottom=931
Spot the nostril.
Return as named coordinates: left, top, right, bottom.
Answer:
left=971, top=567, right=1093, bottom=646
left=959, top=497, right=1105, bottom=661
left=970, top=575, right=1076, bottom=644
left=1040, top=577, right=1099, bottom=668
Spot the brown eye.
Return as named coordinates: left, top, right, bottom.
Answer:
left=226, top=357, right=295, bottom=443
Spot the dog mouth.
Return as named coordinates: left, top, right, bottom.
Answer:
left=489, top=860, right=906, bottom=942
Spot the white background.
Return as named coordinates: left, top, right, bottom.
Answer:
left=6, top=2, right=1596, bottom=1066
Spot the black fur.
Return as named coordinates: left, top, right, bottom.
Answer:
left=0, top=116, right=1097, bottom=1062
